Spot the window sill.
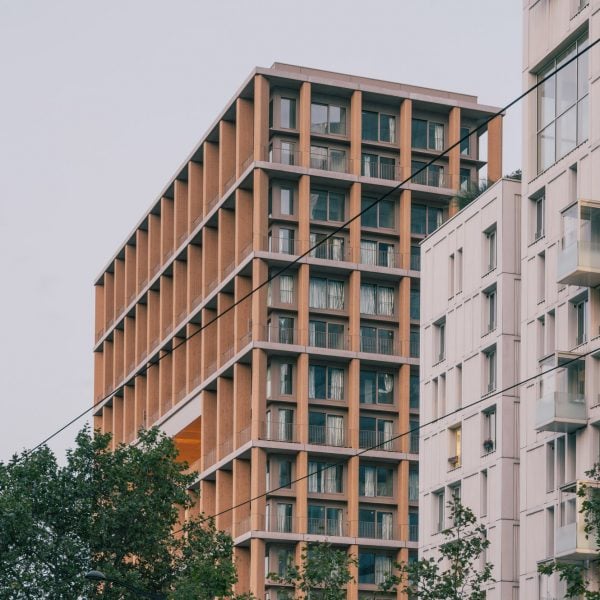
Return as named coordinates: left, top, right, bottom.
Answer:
left=481, top=448, right=496, bottom=458
left=482, top=266, right=496, bottom=278
left=528, top=233, right=545, bottom=247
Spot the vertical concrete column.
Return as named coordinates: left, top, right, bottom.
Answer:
left=347, top=358, right=360, bottom=449
left=236, top=97, right=254, bottom=176
left=235, top=189, right=253, bottom=262
left=233, top=363, right=252, bottom=441
left=103, top=339, right=114, bottom=397
left=350, top=90, right=362, bottom=176
left=114, top=258, right=125, bottom=318
left=249, top=537, right=266, bottom=599
left=135, top=303, right=147, bottom=363
left=399, top=365, right=410, bottom=454
left=349, top=182, right=362, bottom=263
left=202, top=227, right=218, bottom=295
left=146, top=362, right=159, bottom=425
left=253, top=169, right=269, bottom=252
left=158, top=352, right=172, bottom=415
left=217, top=377, right=234, bottom=459
left=399, top=98, right=412, bottom=183
left=124, top=315, right=135, bottom=375
left=104, top=271, right=114, bottom=329
left=215, top=470, right=233, bottom=532
left=348, top=270, right=361, bottom=353
left=201, top=307, right=217, bottom=376
left=171, top=335, right=186, bottom=402
left=298, top=82, right=311, bottom=168
left=199, top=479, right=216, bottom=516
left=399, top=190, right=412, bottom=271
left=232, top=458, right=251, bottom=535
left=253, top=75, right=269, bottom=162
left=298, top=174, right=310, bottom=255
left=201, top=390, right=217, bottom=470
left=102, top=405, right=113, bottom=438
left=250, top=446, right=267, bottom=529
left=251, top=260, right=268, bottom=343
left=173, top=259, right=187, bottom=325
left=297, top=265, right=309, bottom=346
left=203, top=142, right=219, bottom=213
left=296, top=450, right=308, bottom=534
left=234, top=546, right=251, bottom=596
left=296, top=353, right=309, bottom=443
left=217, top=292, right=234, bottom=366
left=234, top=275, right=252, bottom=353
left=160, top=274, right=173, bottom=337
left=148, top=213, right=161, bottom=279
left=346, top=544, right=359, bottom=600
left=123, top=385, right=135, bottom=442
left=250, top=348, right=267, bottom=440
left=160, top=197, right=175, bottom=262
left=448, top=107, right=461, bottom=217
left=219, top=120, right=236, bottom=194
left=186, top=322, right=202, bottom=391
left=187, top=244, right=202, bottom=311
left=397, top=457, right=409, bottom=551
left=113, top=328, right=124, bottom=386
left=487, top=115, right=503, bottom=183
left=94, top=283, right=105, bottom=340
left=218, top=209, right=235, bottom=278
left=188, top=161, right=203, bottom=231
left=136, top=229, right=148, bottom=291
left=398, top=277, right=410, bottom=357
left=174, top=179, right=188, bottom=246
left=125, top=244, right=136, bottom=305
left=134, top=373, right=146, bottom=433
left=347, top=455, right=360, bottom=537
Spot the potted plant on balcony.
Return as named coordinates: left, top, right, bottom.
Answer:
left=448, top=455, right=460, bottom=468
left=483, top=439, right=495, bottom=453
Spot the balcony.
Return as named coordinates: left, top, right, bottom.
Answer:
left=261, top=421, right=297, bottom=443
left=557, top=200, right=600, bottom=287
left=308, top=424, right=346, bottom=447
left=555, top=485, right=597, bottom=560
left=307, top=518, right=346, bottom=537
left=535, top=392, right=587, bottom=433
left=358, top=430, right=397, bottom=452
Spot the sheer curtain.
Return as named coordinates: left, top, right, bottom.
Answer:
left=309, top=278, right=327, bottom=308
left=324, top=464, right=338, bottom=493
left=360, top=284, right=376, bottom=315
left=308, top=366, right=316, bottom=399
left=331, top=238, right=344, bottom=261
left=433, top=123, right=444, bottom=150
left=375, top=555, right=392, bottom=584
left=327, top=414, right=344, bottom=446
left=329, top=368, right=344, bottom=400
left=280, top=275, right=294, bottom=304
left=308, top=462, right=319, bottom=493
left=380, top=513, right=393, bottom=540
left=328, top=280, right=344, bottom=310
left=361, top=240, right=377, bottom=265
left=266, top=365, right=272, bottom=399
left=328, top=509, right=343, bottom=536
left=363, top=466, right=376, bottom=497
left=381, top=420, right=393, bottom=450
left=379, top=373, right=394, bottom=403
left=378, top=286, right=394, bottom=316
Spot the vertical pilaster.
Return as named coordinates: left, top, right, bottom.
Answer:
left=299, top=82, right=311, bottom=168
left=487, top=115, right=503, bottom=183
left=253, top=75, right=269, bottom=162
left=350, top=90, right=362, bottom=176
left=448, top=106, right=461, bottom=217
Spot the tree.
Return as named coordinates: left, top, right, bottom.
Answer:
left=0, top=426, right=247, bottom=599
left=538, top=464, right=600, bottom=599
left=269, top=542, right=356, bottom=600
left=381, top=497, right=493, bottom=600
left=453, top=179, right=491, bottom=211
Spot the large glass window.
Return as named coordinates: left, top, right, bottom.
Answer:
left=308, top=461, right=343, bottom=493
left=361, top=198, right=394, bottom=228
left=358, top=553, right=393, bottom=585
left=360, top=326, right=394, bottom=355
left=309, top=277, right=345, bottom=310
left=309, top=320, right=345, bottom=349
left=280, top=98, right=296, bottom=129
left=360, top=370, right=394, bottom=405
left=310, top=146, right=347, bottom=172
left=311, top=103, right=347, bottom=135
left=310, top=189, right=345, bottom=222
left=359, top=465, right=393, bottom=496
left=537, top=33, right=588, bottom=172
left=307, top=505, right=343, bottom=536
left=412, top=118, right=444, bottom=150
left=309, top=411, right=345, bottom=446
left=362, top=110, right=396, bottom=143
left=359, top=416, right=394, bottom=450
left=411, top=204, right=443, bottom=234
left=309, top=232, right=345, bottom=261
left=360, top=239, right=396, bottom=268
left=309, top=365, right=344, bottom=400
left=360, top=283, right=395, bottom=316
left=280, top=363, right=293, bottom=395
left=361, top=153, right=396, bottom=180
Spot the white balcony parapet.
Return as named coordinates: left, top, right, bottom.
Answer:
left=535, top=392, right=587, bottom=433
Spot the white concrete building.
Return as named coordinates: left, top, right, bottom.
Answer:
left=419, top=178, right=522, bottom=600
left=520, top=1, right=600, bottom=598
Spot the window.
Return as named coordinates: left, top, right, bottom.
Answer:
left=359, top=465, right=393, bottom=497
left=410, top=245, right=420, bottom=271
left=309, top=232, right=345, bottom=261
left=485, top=287, right=497, bottom=332
left=360, top=326, right=394, bottom=355
left=309, top=411, right=345, bottom=446
left=537, top=33, right=588, bottom=172
left=412, top=119, right=444, bottom=150
left=265, top=408, right=294, bottom=442
left=280, top=363, right=293, bottom=395
left=358, top=508, right=394, bottom=539
left=460, top=126, right=470, bottom=155
left=409, top=466, right=419, bottom=502
left=269, top=228, right=295, bottom=254
left=279, top=186, right=293, bottom=215
left=279, top=98, right=296, bottom=129
left=537, top=251, right=546, bottom=303
left=449, top=254, right=455, bottom=298
left=279, top=459, right=292, bottom=488
left=358, top=552, right=393, bottom=585
left=410, top=287, right=420, bottom=320
left=435, top=319, right=446, bottom=363
left=448, top=425, right=462, bottom=469
left=273, top=503, right=293, bottom=532
left=310, top=189, right=345, bottom=221
left=309, top=365, right=344, bottom=400
left=574, top=297, right=588, bottom=345
left=311, top=102, right=346, bottom=135
left=309, top=277, right=345, bottom=310
left=269, top=141, right=296, bottom=165
left=460, top=167, right=471, bottom=190
left=410, top=327, right=420, bottom=358
left=308, top=461, right=343, bottom=493
left=361, top=198, right=394, bottom=228
left=359, top=415, right=394, bottom=450
left=279, top=274, right=294, bottom=304
left=360, top=284, right=394, bottom=316
left=362, top=110, right=396, bottom=143
left=481, top=470, right=488, bottom=517
left=433, top=490, right=445, bottom=532
left=274, top=316, right=294, bottom=344
left=411, top=204, right=443, bottom=234
left=310, top=145, right=346, bottom=172
left=485, top=226, right=497, bottom=272
left=307, top=505, right=343, bottom=536
left=409, top=370, right=419, bottom=409
left=456, top=364, right=463, bottom=409
left=360, top=239, right=396, bottom=268
left=456, top=248, right=463, bottom=292
left=532, top=193, right=545, bottom=240
left=411, top=160, right=445, bottom=187
left=360, top=370, right=394, bottom=405
left=361, top=153, right=396, bottom=180
left=409, top=419, right=419, bottom=453
left=483, top=407, right=497, bottom=453
left=484, top=346, right=497, bottom=393
left=309, top=320, right=345, bottom=349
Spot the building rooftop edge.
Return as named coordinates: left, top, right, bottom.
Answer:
left=94, top=63, right=503, bottom=283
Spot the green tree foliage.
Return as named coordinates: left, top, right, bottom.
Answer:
left=453, top=179, right=491, bottom=211
left=269, top=542, right=356, bottom=600
left=0, top=427, right=246, bottom=599
left=380, top=497, right=493, bottom=600
left=538, top=464, right=600, bottom=599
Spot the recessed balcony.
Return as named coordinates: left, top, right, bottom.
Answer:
left=557, top=200, right=600, bottom=287
left=555, top=483, right=598, bottom=560
left=535, top=391, right=587, bottom=433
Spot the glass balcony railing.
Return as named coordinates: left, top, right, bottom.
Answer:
left=557, top=240, right=600, bottom=287
left=535, top=391, right=587, bottom=433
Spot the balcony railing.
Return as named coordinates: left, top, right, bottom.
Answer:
left=265, top=235, right=298, bottom=256
left=409, top=432, right=420, bottom=454
left=358, top=430, right=397, bottom=451
left=261, top=421, right=297, bottom=443
left=309, top=330, right=348, bottom=351
left=266, top=515, right=295, bottom=534
left=359, top=335, right=396, bottom=355
left=359, top=247, right=400, bottom=269
left=309, top=150, right=349, bottom=174
left=557, top=240, right=600, bottom=287
left=535, top=391, right=587, bottom=433
left=358, top=521, right=395, bottom=540
left=309, top=238, right=348, bottom=261
left=411, top=167, right=449, bottom=188
left=307, top=518, right=346, bottom=536
left=265, top=326, right=298, bottom=345
left=308, top=424, right=346, bottom=447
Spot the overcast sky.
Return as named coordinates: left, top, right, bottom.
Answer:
left=0, top=0, right=522, bottom=462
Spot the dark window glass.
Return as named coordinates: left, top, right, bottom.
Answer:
left=362, top=111, right=378, bottom=141
left=279, top=460, right=292, bottom=488
left=460, top=126, right=470, bottom=155
left=379, top=199, right=394, bottom=228
left=280, top=98, right=296, bottom=129
left=329, top=192, right=344, bottom=221
left=360, top=371, right=376, bottom=404
left=411, top=119, right=427, bottom=148
left=410, top=371, right=420, bottom=409
left=380, top=114, right=395, bottom=143
left=361, top=198, right=378, bottom=227
left=310, top=190, right=328, bottom=220
left=358, top=553, right=375, bottom=584
left=411, top=204, right=427, bottom=234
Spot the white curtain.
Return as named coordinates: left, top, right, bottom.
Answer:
left=363, top=466, right=376, bottom=497
left=380, top=513, right=393, bottom=540
left=437, top=166, right=445, bottom=187
left=433, top=123, right=444, bottom=150
left=265, top=410, right=272, bottom=440
left=329, top=368, right=344, bottom=400
left=381, top=420, right=393, bottom=450
left=266, top=365, right=272, bottom=398
left=362, top=374, right=375, bottom=404
left=361, top=284, right=376, bottom=315
left=375, top=555, right=392, bottom=584
left=278, top=408, right=292, bottom=441
left=309, top=321, right=317, bottom=346
left=267, top=281, right=272, bottom=306
left=388, top=118, right=396, bottom=143
left=379, top=373, right=394, bottom=402
left=328, top=280, right=344, bottom=309
left=329, top=509, right=343, bottom=536
left=308, top=462, right=319, bottom=493
left=385, top=244, right=395, bottom=268
left=361, top=240, right=376, bottom=265
left=327, top=414, right=344, bottom=446
left=309, top=278, right=327, bottom=308
left=276, top=503, right=290, bottom=532
left=280, top=275, right=294, bottom=304
left=331, top=237, right=343, bottom=261
left=324, top=464, right=338, bottom=493
left=378, top=286, right=394, bottom=316
left=308, top=366, right=316, bottom=399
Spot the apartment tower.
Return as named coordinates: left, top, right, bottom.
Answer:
left=419, top=178, right=522, bottom=600
left=92, top=63, right=502, bottom=599
left=521, top=1, right=600, bottom=598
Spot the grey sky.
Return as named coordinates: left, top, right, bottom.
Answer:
left=0, top=0, right=522, bottom=461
